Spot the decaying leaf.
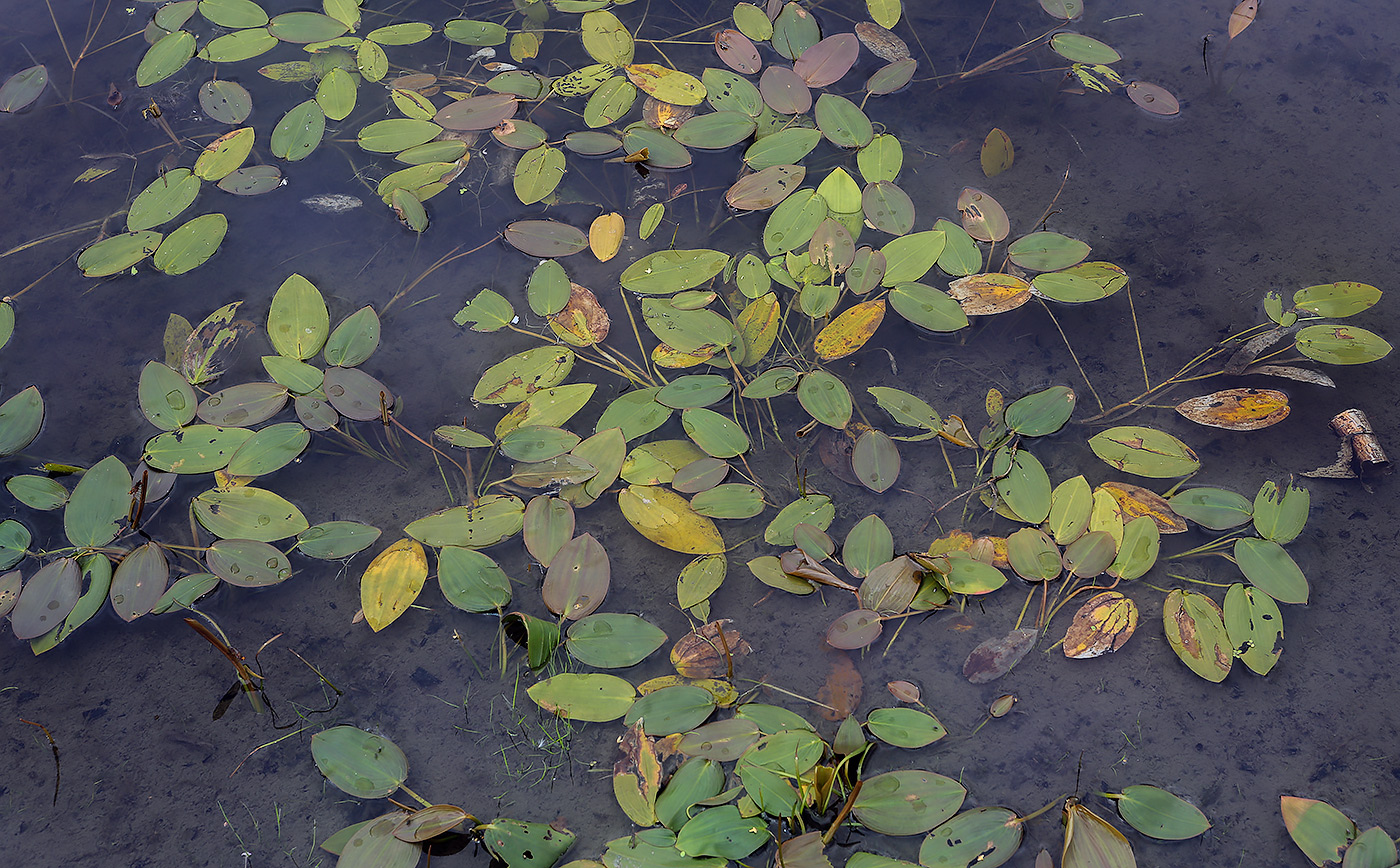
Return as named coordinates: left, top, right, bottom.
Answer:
left=671, top=619, right=751, bottom=677
left=613, top=719, right=662, bottom=826
left=1098, top=482, right=1188, bottom=534
left=948, top=273, right=1033, bottom=316
left=1175, top=388, right=1290, bottom=431
left=815, top=649, right=862, bottom=721
left=962, top=627, right=1038, bottom=683
left=1228, top=0, right=1257, bottom=39
left=549, top=282, right=611, bottom=347
left=887, top=680, right=920, bottom=703
left=1061, top=591, right=1138, bottom=659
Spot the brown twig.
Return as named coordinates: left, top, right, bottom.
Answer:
left=20, top=718, right=60, bottom=805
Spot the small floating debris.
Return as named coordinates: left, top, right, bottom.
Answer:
left=301, top=194, right=363, bottom=214
left=1305, top=408, right=1390, bottom=478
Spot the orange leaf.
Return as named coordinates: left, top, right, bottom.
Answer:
left=1174, top=387, right=1289, bottom=430
left=1228, top=0, right=1257, bottom=39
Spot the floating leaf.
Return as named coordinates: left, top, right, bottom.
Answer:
left=1006, top=385, right=1075, bottom=436
left=193, top=486, right=309, bottom=542
left=137, top=30, right=196, bottom=87
left=963, top=628, right=1038, bottom=683
left=528, top=673, right=635, bottom=721
left=312, top=726, right=408, bottom=799
left=1167, top=487, right=1252, bottom=530
left=0, top=386, right=44, bottom=456
left=852, top=770, right=966, bottom=836
left=359, top=538, right=428, bottom=632
left=918, top=807, right=1023, bottom=868
left=1088, top=426, right=1201, bottom=478
left=270, top=99, right=325, bottom=161
left=1062, top=798, right=1135, bottom=868
left=1253, top=479, right=1309, bottom=543
left=1281, top=796, right=1356, bottom=866
left=1234, top=537, right=1308, bottom=604
left=626, top=64, right=706, bottom=106
left=1062, top=592, right=1138, bottom=659
left=618, top=485, right=725, bottom=554
left=64, top=455, right=130, bottom=548
left=1163, top=589, right=1233, bottom=682
left=827, top=609, right=883, bottom=650
left=1228, top=0, right=1258, bottom=39
left=1175, top=388, right=1289, bottom=430
left=1294, top=324, right=1392, bottom=365
left=439, top=547, right=512, bottom=613
left=852, top=430, right=900, bottom=493
left=1126, top=81, right=1180, bottom=116
left=957, top=187, right=1010, bottom=242
left=11, top=558, right=80, bottom=640
left=567, top=613, right=667, bottom=669
left=797, top=371, right=853, bottom=428
left=1292, top=281, right=1381, bottom=317
left=1050, top=32, right=1122, bottom=64
left=543, top=533, right=609, bottom=620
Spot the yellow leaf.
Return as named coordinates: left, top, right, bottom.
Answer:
left=1174, top=388, right=1289, bottom=431
left=1061, top=591, right=1138, bottom=659
left=736, top=292, right=781, bottom=366
left=618, top=484, right=724, bottom=554
left=980, top=127, right=1013, bottom=177
left=947, top=273, right=1032, bottom=316
left=651, top=342, right=719, bottom=368
left=624, top=63, right=706, bottom=106
left=589, top=212, right=624, bottom=262
left=1098, top=481, right=1188, bottom=534
left=1089, top=488, right=1125, bottom=548
left=360, top=538, right=428, bottom=632
left=1227, top=0, right=1256, bottom=39
left=1063, top=797, right=1135, bottom=868
left=814, top=299, right=886, bottom=360
left=637, top=675, right=739, bottom=706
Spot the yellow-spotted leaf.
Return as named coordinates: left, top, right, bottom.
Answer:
left=360, top=538, right=428, bottom=632
left=1175, top=388, right=1290, bottom=431
left=1062, top=591, right=1137, bottom=658
left=618, top=485, right=724, bottom=554
left=626, top=64, right=706, bottom=106
left=814, top=300, right=885, bottom=360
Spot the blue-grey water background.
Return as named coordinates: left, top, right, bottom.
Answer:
left=1, top=1, right=1398, bottom=866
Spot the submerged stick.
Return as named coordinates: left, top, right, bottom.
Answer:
left=20, top=718, right=60, bottom=805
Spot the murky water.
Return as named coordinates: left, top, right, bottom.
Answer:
left=1, top=1, right=1398, bottom=867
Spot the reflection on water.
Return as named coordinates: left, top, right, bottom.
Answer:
left=1, top=1, right=1398, bottom=867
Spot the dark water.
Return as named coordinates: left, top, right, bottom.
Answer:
left=1, top=1, right=1397, bottom=866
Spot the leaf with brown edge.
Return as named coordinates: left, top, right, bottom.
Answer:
left=613, top=719, right=662, bottom=826
left=549, top=282, right=611, bottom=347
left=1098, top=482, right=1188, bottom=534
left=1174, top=388, right=1290, bottom=431
left=814, top=299, right=885, bottom=360
left=1062, top=591, right=1138, bottom=659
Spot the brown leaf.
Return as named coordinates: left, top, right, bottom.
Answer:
left=670, top=619, right=751, bottom=678
left=815, top=650, right=862, bottom=721
left=1228, top=0, right=1257, bottom=39
left=1061, top=591, right=1138, bottom=659
left=962, top=627, right=1038, bottom=683
left=549, top=282, right=610, bottom=347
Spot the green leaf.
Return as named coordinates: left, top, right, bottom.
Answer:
left=1167, top=487, right=1252, bottom=530
left=1294, top=324, right=1392, bottom=364
left=198, top=0, right=269, bottom=29
left=765, top=495, right=834, bottom=545
left=1252, top=479, right=1309, bottom=543
left=7, top=475, right=67, bottom=511
left=814, top=94, right=873, bottom=148
left=1281, top=796, right=1356, bottom=866
left=1108, top=785, right=1210, bottom=840
left=315, top=66, right=357, bottom=120
left=226, top=422, right=310, bottom=476
left=358, top=119, right=442, bottom=153
left=267, top=11, right=348, bottom=42
left=444, top=19, right=509, bottom=45
left=270, top=100, right=326, bottom=161
left=514, top=145, right=567, bottom=205
left=63, top=456, right=131, bottom=548
left=527, top=672, right=635, bottom=721
left=128, top=168, right=200, bottom=232
left=1007, top=231, right=1091, bottom=271
left=566, top=613, right=667, bottom=668
left=296, top=521, right=381, bottom=560
left=311, top=726, right=409, bottom=799
left=851, top=770, right=966, bottom=836
left=681, top=407, right=750, bottom=458
left=109, top=541, right=168, bottom=622
left=406, top=495, right=525, bottom=548
left=454, top=288, right=516, bottom=332
left=1292, top=281, right=1381, bottom=317
left=866, top=707, right=946, bottom=748
left=888, top=283, right=968, bottom=332
left=137, top=30, right=196, bottom=87
left=0, top=386, right=44, bottom=456
left=1233, top=537, right=1308, bottom=604
left=268, top=273, right=329, bottom=360
left=1049, top=32, right=1122, bottom=64
left=152, top=213, right=227, bottom=275
left=324, top=306, right=381, bottom=367
left=78, top=231, right=163, bottom=277
left=797, top=371, right=852, bottom=428
left=581, top=10, right=635, bottom=65
left=201, top=30, right=278, bottom=65
left=0, top=65, right=48, bottom=112
left=1223, top=583, right=1283, bottom=675
left=625, top=685, right=717, bottom=736
left=917, top=807, right=1023, bottom=868
left=1163, top=589, right=1232, bottom=682
left=1005, top=385, right=1075, bottom=436
left=143, top=424, right=253, bottom=473
left=481, top=819, right=576, bottom=868
left=438, top=546, right=512, bottom=612
left=193, top=487, right=310, bottom=542
left=622, top=250, right=730, bottom=295
left=1088, top=426, right=1201, bottom=478
left=676, top=806, right=769, bottom=859
left=206, top=539, right=294, bottom=588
